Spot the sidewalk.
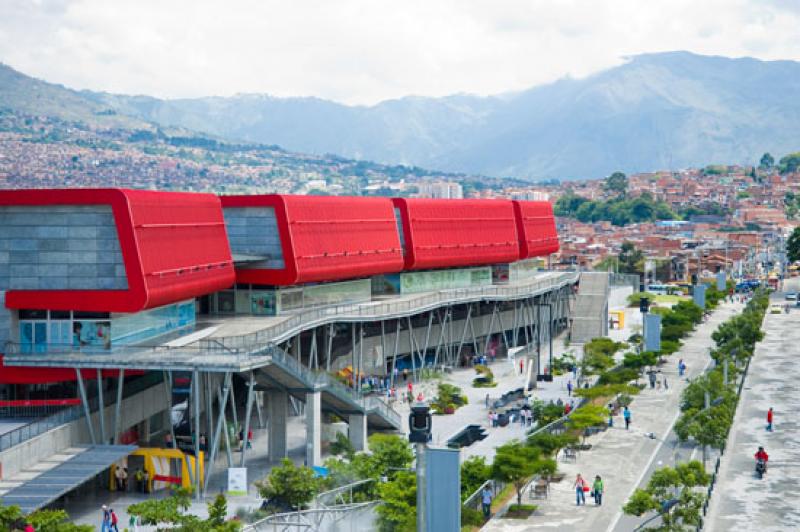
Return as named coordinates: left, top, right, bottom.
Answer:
left=705, top=289, right=800, bottom=531
left=483, top=301, right=742, bottom=532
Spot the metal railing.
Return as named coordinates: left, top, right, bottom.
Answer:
left=243, top=501, right=380, bottom=531
left=201, top=271, right=579, bottom=350
left=0, top=372, right=164, bottom=453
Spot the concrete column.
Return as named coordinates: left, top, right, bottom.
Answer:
left=348, top=413, right=368, bottom=452
left=268, top=390, right=289, bottom=461
left=305, top=391, right=321, bottom=467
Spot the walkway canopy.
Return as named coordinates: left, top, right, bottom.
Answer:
left=0, top=444, right=136, bottom=514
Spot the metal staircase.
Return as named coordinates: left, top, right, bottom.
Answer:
left=570, top=272, right=610, bottom=343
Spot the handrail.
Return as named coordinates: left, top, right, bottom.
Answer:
left=200, top=271, right=579, bottom=350
left=0, top=373, right=163, bottom=452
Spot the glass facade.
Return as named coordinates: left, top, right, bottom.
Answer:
left=17, top=300, right=195, bottom=352
left=375, top=267, right=492, bottom=295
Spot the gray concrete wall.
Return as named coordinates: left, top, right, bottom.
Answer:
left=0, top=381, right=169, bottom=480
left=0, top=205, right=127, bottom=291
left=222, top=207, right=284, bottom=269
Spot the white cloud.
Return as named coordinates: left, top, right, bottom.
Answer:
left=1, top=0, right=800, bottom=105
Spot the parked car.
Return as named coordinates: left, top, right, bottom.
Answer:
left=785, top=292, right=797, bottom=301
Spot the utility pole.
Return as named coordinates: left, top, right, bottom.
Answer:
left=703, top=391, right=710, bottom=465
left=416, top=442, right=426, bottom=532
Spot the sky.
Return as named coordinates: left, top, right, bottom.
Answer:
left=2, top=0, right=800, bottom=105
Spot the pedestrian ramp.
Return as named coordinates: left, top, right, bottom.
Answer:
left=0, top=444, right=137, bottom=514
left=571, top=272, right=610, bottom=343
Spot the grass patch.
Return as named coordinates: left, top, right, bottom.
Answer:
left=504, top=504, right=538, bottom=519
left=654, top=294, right=688, bottom=305
left=491, top=483, right=516, bottom=513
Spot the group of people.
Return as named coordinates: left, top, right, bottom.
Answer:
left=573, top=474, right=604, bottom=506
left=100, top=505, right=120, bottom=532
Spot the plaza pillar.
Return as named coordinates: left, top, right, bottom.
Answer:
left=348, top=413, right=368, bottom=452
left=268, top=390, right=289, bottom=461
left=305, top=391, right=321, bottom=467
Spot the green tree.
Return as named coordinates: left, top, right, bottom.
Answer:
left=567, top=405, right=609, bottom=443
left=375, top=471, right=417, bottom=532
left=460, top=456, right=491, bottom=501
left=759, top=152, right=774, bottom=169
left=604, top=171, right=628, bottom=196
left=255, top=459, right=320, bottom=510
left=623, top=461, right=710, bottom=529
left=788, top=226, right=800, bottom=263
left=127, top=488, right=240, bottom=531
left=618, top=241, right=644, bottom=274
left=492, top=441, right=556, bottom=507
left=779, top=152, right=800, bottom=174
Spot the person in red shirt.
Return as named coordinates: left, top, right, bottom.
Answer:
left=767, top=407, right=774, bottom=432
left=755, top=446, right=769, bottom=462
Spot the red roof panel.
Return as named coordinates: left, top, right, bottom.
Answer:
left=221, top=195, right=404, bottom=285
left=393, top=198, right=520, bottom=270
left=2, top=189, right=234, bottom=312
left=513, top=200, right=560, bottom=258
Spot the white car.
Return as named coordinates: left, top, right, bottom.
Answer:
left=785, top=292, right=797, bottom=301
left=770, top=304, right=784, bottom=314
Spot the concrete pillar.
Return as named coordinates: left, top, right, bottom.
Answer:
left=305, top=391, right=321, bottom=467
left=268, top=390, right=288, bottom=461
left=348, top=413, right=368, bottom=452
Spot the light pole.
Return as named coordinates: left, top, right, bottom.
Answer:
left=409, top=402, right=432, bottom=532
left=632, top=498, right=680, bottom=531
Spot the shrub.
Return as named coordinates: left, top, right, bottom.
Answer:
left=599, top=367, right=640, bottom=385
left=527, top=432, right=578, bottom=456
left=461, top=506, right=485, bottom=526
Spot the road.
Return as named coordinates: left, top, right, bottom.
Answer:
left=704, top=279, right=800, bottom=531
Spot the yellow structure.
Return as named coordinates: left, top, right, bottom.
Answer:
left=110, top=447, right=204, bottom=492
left=609, top=310, right=625, bottom=330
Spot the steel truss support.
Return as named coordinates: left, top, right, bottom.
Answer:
left=96, top=369, right=106, bottom=443
left=114, top=369, right=126, bottom=445
left=240, top=371, right=256, bottom=467
left=192, top=369, right=201, bottom=499
left=205, top=372, right=232, bottom=494
left=163, top=370, right=176, bottom=449
left=75, top=369, right=96, bottom=445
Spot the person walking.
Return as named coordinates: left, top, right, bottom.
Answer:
left=519, top=358, right=524, bottom=375
left=109, top=509, right=120, bottom=532
left=767, top=407, right=774, bottom=431
left=567, top=380, right=573, bottom=397
left=678, top=359, right=685, bottom=377
left=100, top=505, right=110, bottom=532
left=481, top=486, right=493, bottom=518
left=128, top=514, right=139, bottom=532
left=115, top=465, right=125, bottom=491
left=592, top=475, right=604, bottom=505
left=648, top=370, right=657, bottom=389
left=485, top=393, right=490, bottom=408
left=623, top=406, right=631, bottom=430
left=574, top=474, right=587, bottom=506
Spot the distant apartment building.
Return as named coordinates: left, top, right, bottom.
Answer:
left=418, top=181, right=463, bottom=199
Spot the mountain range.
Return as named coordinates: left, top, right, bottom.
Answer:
left=3, top=51, right=800, bottom=180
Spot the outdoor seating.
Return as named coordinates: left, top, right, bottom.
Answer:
left=562, top=446, right=578, bottom=462
left=530, top=479, right=549, bottom=499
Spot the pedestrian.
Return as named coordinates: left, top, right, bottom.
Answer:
left=648, top=370, right=657, bottom=389
left=128, top=514, right=138, bottom=532
left=519, top=358, right=524, bottom=374
left=416, top=392, right=424, bottom=402
left=142, top=468, right=150, bottom=494
left=608, top=403, right=614, bottom=427
left=165, top=432, right=174, bottom=448
left=520, top=409, right=526, bottom=426
left=564, top=403, right=571, bottom=415
left=485, top=393, right=490, bottom=408
left=200, top=434, right=207, bottom=453
left=481, top=486, right=493, bottom=518
left=109, top=509, right=120, bottom=532
left=115, top=465, right=125, bottom=491
left=100, top=505, right=110, bottom=532
left=402, top=368, right=408, bottom=382
left=134, top=469, right=144, bottom=493
left=592, top=475, right=604, bottom=505
left=572, top=365, right=577, bottom=380
left=407, top=381, right=413, bottom=395
left=663, top=377, right=668, bottom=390
left=767, top=407, right=774, bottom=431
left=574, top=474, right=587, bottom=506
left=247, top=429, right=253, bottom=449
left=567, top=380, right=573, bottom=397
left=24, top=523, right=34, bottom=532
left=623, top=406, right=631, bottom=430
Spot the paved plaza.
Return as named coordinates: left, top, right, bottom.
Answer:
left=484, top=301, right=742, bottom=532
left=705, top=284, right=800, bottom=531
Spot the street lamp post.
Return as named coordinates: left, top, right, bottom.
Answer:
left=632, top=498, right=680, bottom=532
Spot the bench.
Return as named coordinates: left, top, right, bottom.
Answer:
left=562, top=447, right=578, bottom=462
